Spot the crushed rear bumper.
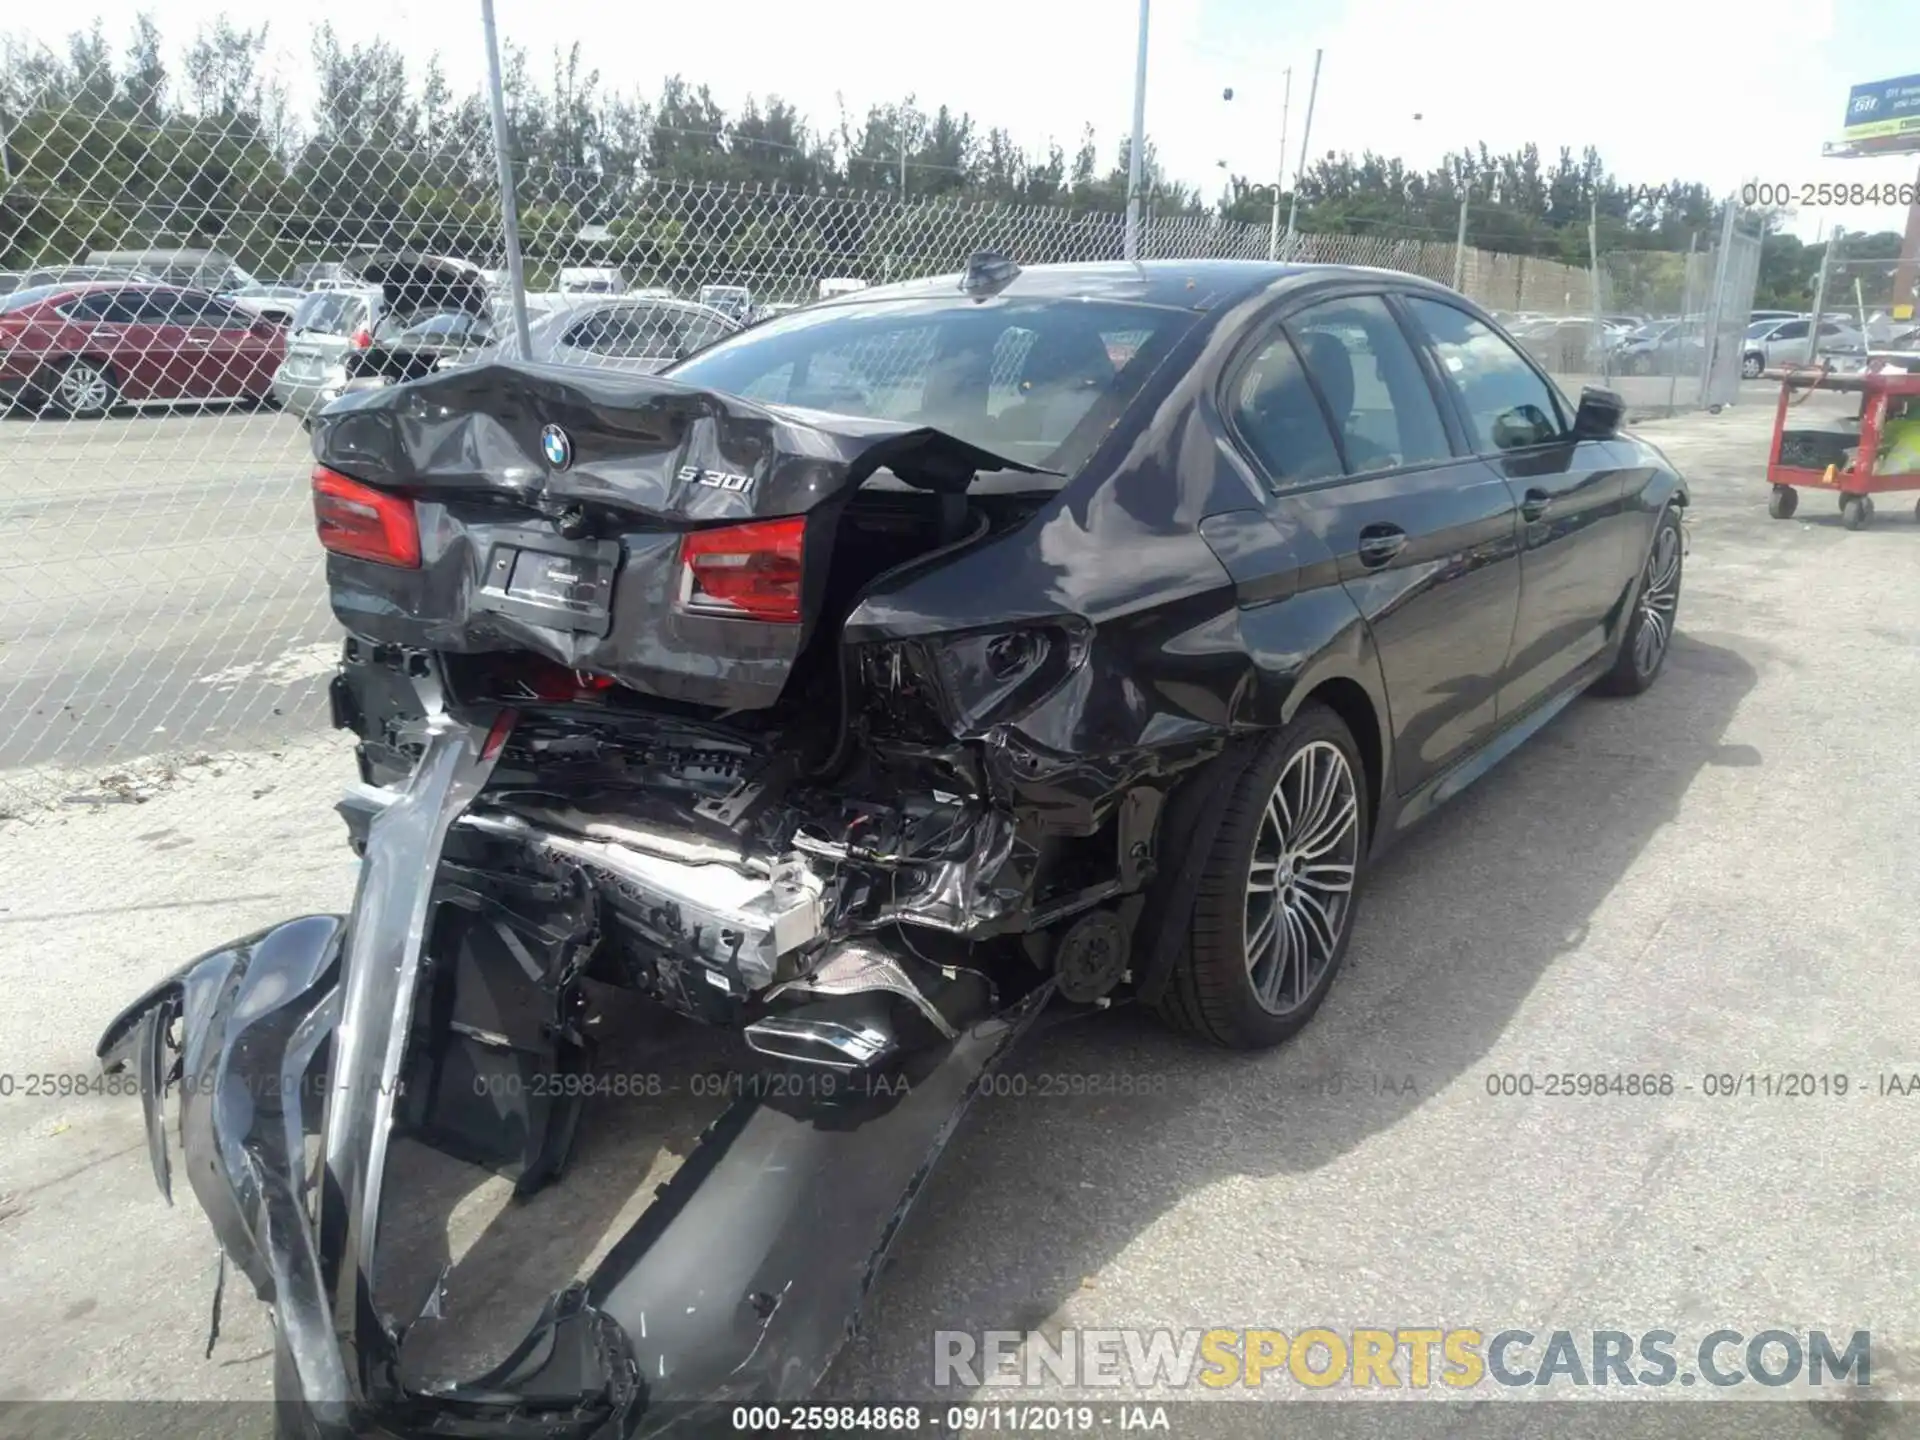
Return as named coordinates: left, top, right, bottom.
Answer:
left=98, top=709, right=1048, bottom=1435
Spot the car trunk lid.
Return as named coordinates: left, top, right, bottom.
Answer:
left=311, top=361, right=1039, bottom=711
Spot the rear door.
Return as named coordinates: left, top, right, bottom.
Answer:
left=191, top=295, right=277, bottom=397
left=1231, top=292, right=1523, bottom=796
left=1762, top=319, right=1809, bottom=367
left=1401, top=295, right=1633, bottom=720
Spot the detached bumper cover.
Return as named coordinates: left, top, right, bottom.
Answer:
left=98, top=710, right=1046, bottom=1436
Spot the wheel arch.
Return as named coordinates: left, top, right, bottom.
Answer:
left=1284, top=674, right=1385, bottom=839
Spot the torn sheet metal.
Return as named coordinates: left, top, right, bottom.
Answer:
left=97, top=678, right=1052, bottom=1437
left=310, top=362, right=1042, bottom=523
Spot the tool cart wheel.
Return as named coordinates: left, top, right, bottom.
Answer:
left=1768, top=485, right=1798, bottom=519
left=1841, top=496, right=1874, bottom=530
left=1913, top=498, right=1920, bottom=524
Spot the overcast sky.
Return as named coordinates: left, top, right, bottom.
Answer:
left=14, top=0, right=1920, bottom=242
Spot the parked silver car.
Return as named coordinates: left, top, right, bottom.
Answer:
left=470, top=295, right=739, bottom=372
left=271, top=287, right=384, bottom=417
left=1741, top=316, right=1865, bottom=378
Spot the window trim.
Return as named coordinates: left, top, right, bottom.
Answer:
left=1397, top=292, right=1578, bottom=457
left=1382, top=291, right=1472, bottom=457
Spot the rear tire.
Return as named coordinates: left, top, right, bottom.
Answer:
left=1594, top=506, right=1683, bottom=697
left=1155, top=704, right=1368, bottom=1050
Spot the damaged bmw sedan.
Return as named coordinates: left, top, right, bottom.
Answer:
left=96, top=255, right=1685, bottom=1434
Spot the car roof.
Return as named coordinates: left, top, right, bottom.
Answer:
left=15, top=279, right=174, bottom=300
left=538, top=294, right=738, bottom=325
left=809, top=258, right=1462, bottom=315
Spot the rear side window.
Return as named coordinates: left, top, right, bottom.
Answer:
left=59, top=291, right=127, bottom=321
left=292, top=291, right=369, bottom=336
left=132, top=290, right=191, bottom=325
left=1403, top=298, right=1566, bottom=452
left=1228, top=330, right=1345, bottom=485
left=1285, top=295, right=1452, bottom=474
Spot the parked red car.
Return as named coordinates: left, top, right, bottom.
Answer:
left=0, top=281, right=286, bottom=417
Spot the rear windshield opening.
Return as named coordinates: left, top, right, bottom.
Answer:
left=664, top=296, right=1198, bottom=484
left=292, top=291, right=372, bottom=336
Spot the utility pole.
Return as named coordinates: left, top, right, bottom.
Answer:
left=1124, top=0, right=1151, bottom=261
left=1451, top=190, right=1469, bottom=291
left=899, top=115, right=909, bottom=200
left=1268, top=66, right=1292, bottom=262
left=1283, top=48, right=1322, bottom=251
left=480, top=0, right=532, bottom=361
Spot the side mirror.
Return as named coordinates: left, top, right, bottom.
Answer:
left=1573, top=385, right=1626, bottom=440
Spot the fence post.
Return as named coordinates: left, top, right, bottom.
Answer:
left=1667, top=232, right=1697, bottom=416
left=480, top=0, right=533, bottom=359
left=1451, top=193, right=1468, bottom=292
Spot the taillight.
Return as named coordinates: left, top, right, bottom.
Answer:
left=677, top=516, right=805, bottom=624
left=312, top=465, right=421, bottom=568
left=349, top=326, right=372, bottom=349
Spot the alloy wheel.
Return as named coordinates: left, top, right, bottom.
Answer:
left=55, top=362, right=112, bottom=415
left=1244, top=740, right=1360, bottom=1016
left=1633, top=523, right=1682, bottom=677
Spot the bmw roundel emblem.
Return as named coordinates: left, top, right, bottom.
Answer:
left=540, top=424, right=572, bottom=471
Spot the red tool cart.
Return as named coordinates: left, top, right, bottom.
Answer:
left=1764, top=361, right=1920, bottom=530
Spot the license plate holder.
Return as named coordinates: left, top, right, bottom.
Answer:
left=474, top=537, right=621, bottom=637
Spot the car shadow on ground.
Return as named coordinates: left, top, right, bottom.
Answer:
left=820, top=631, right=1761, bottom=1402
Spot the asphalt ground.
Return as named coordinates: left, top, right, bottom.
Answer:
left=0, top=407, right=331, bottom=783
left=2, top=390, right=1918, bottom=1439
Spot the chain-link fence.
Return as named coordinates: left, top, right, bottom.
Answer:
left=0, top=37, right=1750, bottom=817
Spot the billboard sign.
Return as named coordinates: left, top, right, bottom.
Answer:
left=1844, top=74, right=1920, bottom=142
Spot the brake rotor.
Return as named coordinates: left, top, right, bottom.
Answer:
left=1053, top=909, right=1130, bottom=1004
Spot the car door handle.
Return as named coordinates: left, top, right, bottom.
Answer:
left=1520, top=488, right=1552, bottom=522
left=1356, top=522, right=1406, bottom=569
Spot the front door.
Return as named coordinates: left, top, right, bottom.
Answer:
left=1400, top=296, right=1632, bottom=719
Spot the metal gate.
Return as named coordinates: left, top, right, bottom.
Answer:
left=1700, top=217, right=1766, bottom=409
